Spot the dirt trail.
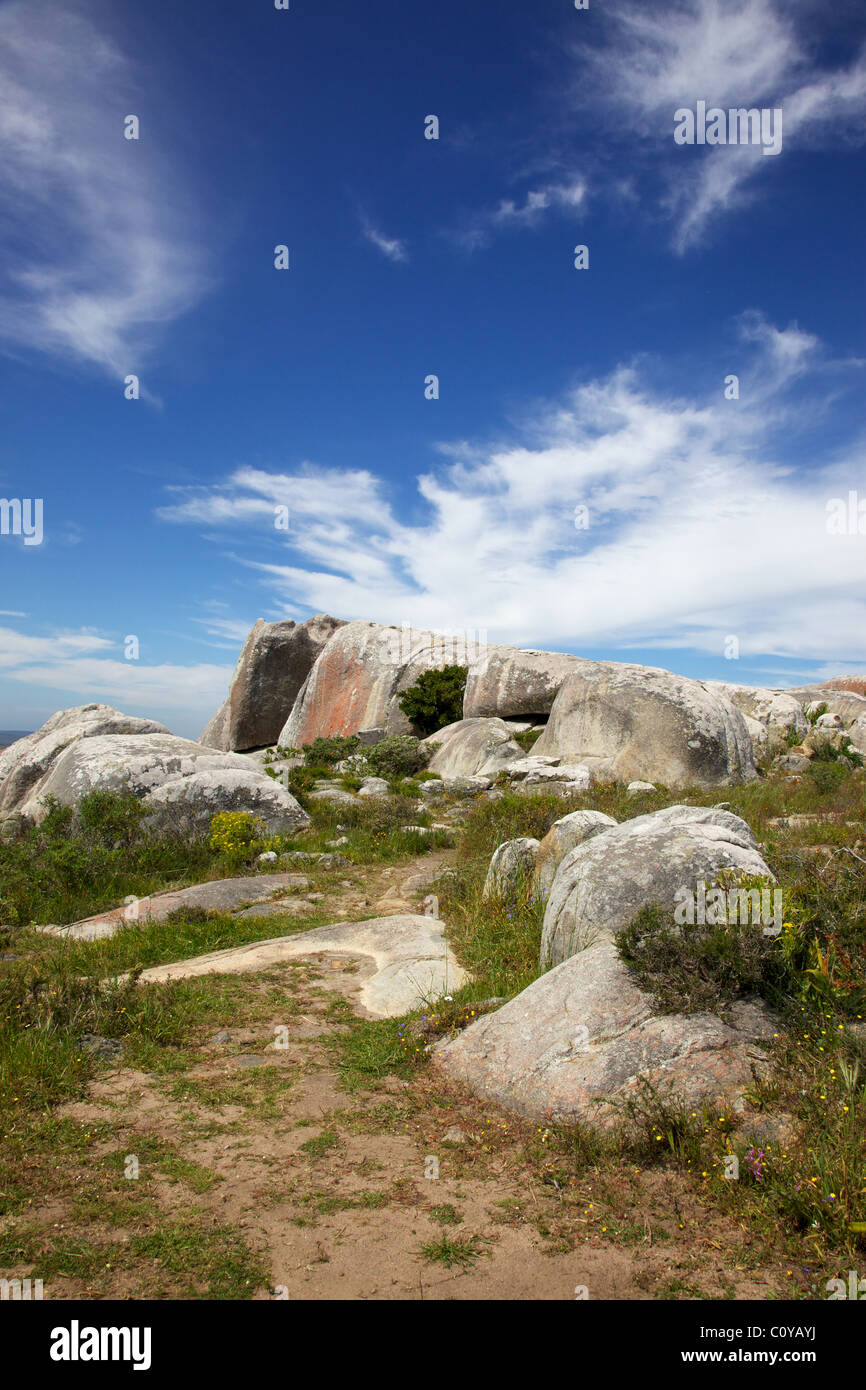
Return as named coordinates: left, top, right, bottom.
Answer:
left=48, top=849, right=791, bottom=1301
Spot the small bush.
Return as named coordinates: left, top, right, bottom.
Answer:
left=208, top=812, right=265, bottom=862
left=397, top=666, right=467, bottom=736
left=301, top=735, right=361, bottom=767
left=615, top=901, right=788, bottom=1017
left=364, top=735, right=430, bottom=781
left=808, top=761, right=849, bottom=793
left=514, top=727, right=544, bottom=753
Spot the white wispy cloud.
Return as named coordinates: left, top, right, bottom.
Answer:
left=0, top=625, right=231, bottom=724
left=452, top=175, right=588, bottom=250
left=157, top=315, right=866, bottom=667
left=573, top=0, right=866, bottom=249
left=359, top=214, right=408, bottom=262
left=0, top=1, right=212, bottom=377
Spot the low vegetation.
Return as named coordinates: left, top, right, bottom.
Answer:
left=1, top=760, right=864, bottom=1294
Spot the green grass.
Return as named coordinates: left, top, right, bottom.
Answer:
left=298, top=1128, right=340, bottom=1157
left=418, top=1233, right=488, bottom=1270
left=0, top=1111, right=267, bottom=1297
left=0, top=793, right=224, bottom=929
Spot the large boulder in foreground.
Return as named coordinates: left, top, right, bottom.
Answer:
left=541, top=805, right=773, bottom=968
left=279, top=620, right=466, bottom=746
left=462, top=645, right=584, bottom=720
left=0, top=708, right=309, bottom=835
left=421, top=717, right=523, bottom=779
left=200, top=613, right=344, bottom=751
left=534, top=661, right=756, bottom=787
left=433, top=942, right=772, bottom=1127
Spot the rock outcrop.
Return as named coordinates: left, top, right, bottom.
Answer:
left=541, top=804, right=773, bottom=968
left=462, top=646, right=584, bottom=720
left=535, top=661, right=756, bottom=787
left=707, top=683, right=807, bottom=760
left=278, top=620, right=465, bottom=746
left=433, top=942, right=772, bottom=1127
left=533, top=809, right=618, bottom=898
left=482, top=837, right=540, bottom=899
left=823, top=675, right=866, bottom=697
left=0, top=707, right=309, bottom=835
left=421, top=717, right=524, bottom=780
left=136, top=913, right=468, bottom=1019
left=200, top=613, right=344, bottom=751
left=0, top=705, right=169, bottom=820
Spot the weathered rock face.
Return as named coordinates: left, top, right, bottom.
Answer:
left=433, top=942, right=771, bottom=1128
left=463, top=646, right=584, bottom=720
left=482, top=838, right=540, bottom=900
left=541, top=805, right=773, bottom=968
left=421, top=718, right=524, bottom=779
left=278, top=620, right=463, bottom=746
left=534, top=662, right=757, bottom=788
left=43, top=874, right=307, bottom=939
left=783, top=685, right=866, bottom=725
left=0, top=705, right=169, bottom=820
left=823, top=675, right=866, bottom=698
left=533, top=810, right=618, bottom=899
left=0, top=709, right=309, bottom=835
left=708, top=683, right=807, bottom=760
left=200, top=614, right=344, bottom=751
left=847, top=715, right=866, bottom=754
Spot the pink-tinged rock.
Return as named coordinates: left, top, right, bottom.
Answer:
left=279, top=620, right=464, bottom=745
left=433, top=941, right=773, bottom=1129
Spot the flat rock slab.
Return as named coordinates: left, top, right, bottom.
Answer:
left=39, top=874, right=309, bottom=941
left=134, top=914, right=469, bottom=1019
left=434, top=942, right=772, bottom=1129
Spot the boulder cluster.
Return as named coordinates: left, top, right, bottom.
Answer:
left=2, top=613, right=863, bottom=1134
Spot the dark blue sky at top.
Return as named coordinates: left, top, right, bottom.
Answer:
left=0, top=0, right=864, bottom=735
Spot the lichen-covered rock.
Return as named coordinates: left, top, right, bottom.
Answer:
left=533, top=810, right=618, bottom=898
left=279, top=620, right=464, bottom=745
left=463, top=645, right=584, bottom=720
left=708, top=683, right=808, bottom=759
left=536, top=662, right=756, bottom=787
left=0, top=705, right=169, bottom=819
left=433, top=942, right=771, bottom=1128
left=0, top=709, right=309, bottom=836
left=482, top=838, right=540, bottom=900
left=541, top=805, right=772, bottom=968
left=421, top=718, right=523, bottom=779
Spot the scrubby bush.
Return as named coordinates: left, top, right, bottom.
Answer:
left=615, top=899, right=788, bottom=1017
left=0, top=791, right=218, bottom=928
left=364, top=735, right=430, bottom=781
left=301, top=734, right=361, bottom=766
left=397, top=665, right=467, bottom=735
left=514, top=727, right=544, bottom=753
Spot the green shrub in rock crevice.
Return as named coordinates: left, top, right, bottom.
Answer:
left=397, top=665, right=467, bottom=736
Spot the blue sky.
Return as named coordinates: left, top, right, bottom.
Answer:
left=0, top=0, right=864, bottom=739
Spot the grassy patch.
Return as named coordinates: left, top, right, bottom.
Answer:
left=418, top=1232, right=488, bottom=1270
